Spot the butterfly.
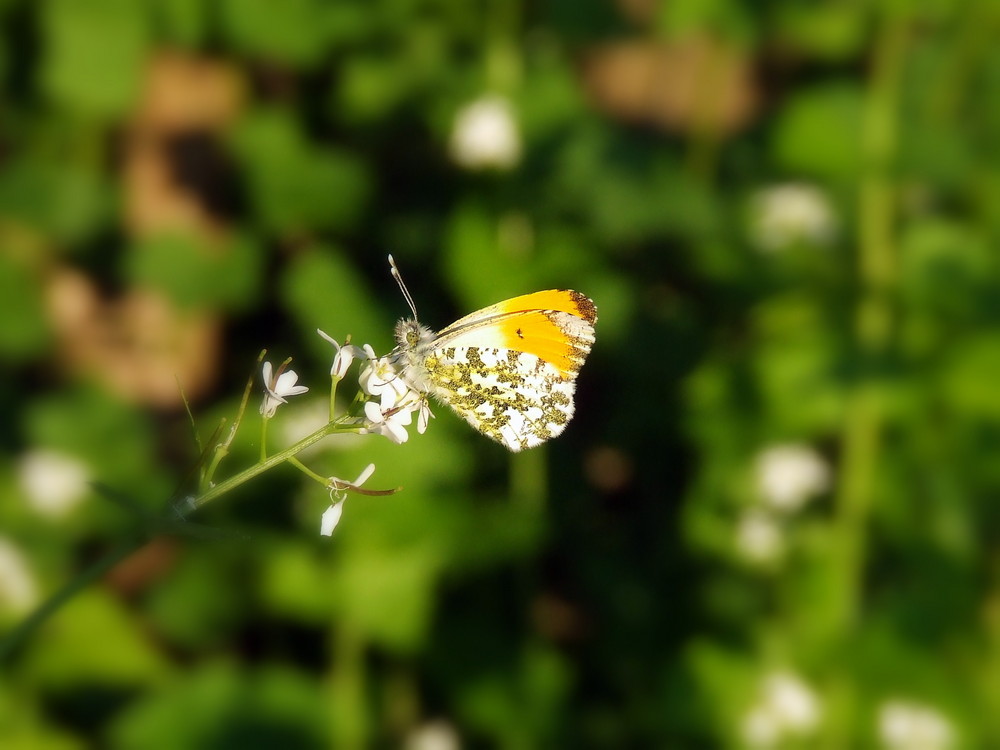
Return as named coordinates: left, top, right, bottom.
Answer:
left=389, top=256, right=597, bottom=452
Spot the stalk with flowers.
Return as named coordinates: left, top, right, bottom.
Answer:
left=0, top=328, right=433, bottom=661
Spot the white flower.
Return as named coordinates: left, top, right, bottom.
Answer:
left=749, top=183, right=837, bottom=252
left=359, top=345, right=412, bottom=410
left=878, top=700, right=955, bottom=750
left=449, top=94, right=521, bottom=170
left=362, top=400, right=414, bottom=445
left=404, top=720, right=461, bottom=750
left=742, top=704, right=781, bottom=749
left=763, top=672, right=821, bottom=731
left=742, top=671, right=821, bottom=748
left=0, top=536, right=39, bottom=614
left=17, top=449, right=90, bottom=518
left=317, top=329, right=363, bottom=379
left=735, top=510, right=785, bottom=565
left=754, top=444, right=831, bottom=513
left=355, top=344, right=430, bottom=442
left=416, top=399, right=433, bottom=434
left=321, top=463, right=376, bottom=536
left=260, top=360, right=309, bottom=418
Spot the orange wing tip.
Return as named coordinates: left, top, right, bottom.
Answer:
left=497, top=290, right=598, bottom=324
left=567, top=291, right=598, bottom=324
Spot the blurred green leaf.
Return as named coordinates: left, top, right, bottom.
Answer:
left=152, top=0, right=210, bottom=46
left=143, top=546, right=246, bottom=649
left=25, top=590, right=169, bottom=687
left=221, top=0, right=333, bottom=66
left=751, top=294, right=845, bottom=434
left=231, top=111, right=371, bottom=235
left=0, top=681, right=88, bottom=750
left=41, top=0, right=148, bottom=118
left=109, top=663, right=327, bottom=750
left=772, top=84, right=865, bottom=180
left=0, top=253, right=48, bottom=360
left=0, top=159, right=110, bottom=242
left=442, top=202, right=605, bottom=313
left=336, top=56, right=416, bottom=124
left=657, top=0, right=756, bottom=41
left=24, top=388, right=172, bottom=512
left=259, top=542, right=331, bottom=623
left=518, top=54, right=587, bottom=141
left=333, top=541, right=441, bottom=652
left=456, top=644, right=572, bottom=746
left=279, top=246, right=390, bottom=361
left=125, top=232, right=265, bottom=310
left=899, top=218, right=992, bottom=319
left=942, top=334, right=1000, bottom=419
left=774, top=3, right=869, bottom=60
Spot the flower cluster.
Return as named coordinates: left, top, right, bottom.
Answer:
left=734, top=443, right=832, bottom=566
left=258, top=331, right=433, bottom=536
left=878, top=699, right=956, bottom=750
left=741, top=671, right=822, bottom=748
left=448, top=94, right=522, bottom=170
left=748, top=183, right=838, bottom=252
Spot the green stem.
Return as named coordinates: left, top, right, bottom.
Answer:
left=2, top=418, right=363, bottom=662
left=831, top=15, right=908, bottom=636
left=201, top=425, right=230, bottom=491
left=328, top=621, right=368, bottom=748
left=189, top=420, right=359, bottom=511
left=329, top=376, right=340, bottom=423
left=204, top=353, right=264, bottom=489
left=486, top=0, right=521, bottom=92
left=289, top=456, right=330, bottom=486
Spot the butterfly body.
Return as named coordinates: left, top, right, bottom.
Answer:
left=393, top=289, right=597, bottom=451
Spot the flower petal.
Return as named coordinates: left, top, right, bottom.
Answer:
left=364, top=401, right=382, bottom=423
left=320, top=502, right=345, bottom=536
left=354, top=463, right=376, bottom=486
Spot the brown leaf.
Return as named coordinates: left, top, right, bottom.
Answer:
left=583, top=36, right=758, bottom=135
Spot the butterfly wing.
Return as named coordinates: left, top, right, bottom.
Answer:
left=422, top=291, right=597, bottom=451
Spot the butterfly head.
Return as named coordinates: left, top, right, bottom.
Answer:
left=394, top=318, right=435, bottom=352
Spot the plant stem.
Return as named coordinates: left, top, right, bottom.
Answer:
left=289, top=456, right=331, bottom=486
left=2, top=418, right=362, bottom=662
left=831, top=15, right=908, bottom=638
left=190, top=420, right=357, bottom=510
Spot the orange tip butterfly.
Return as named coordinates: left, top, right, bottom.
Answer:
left=389, top=256, right=597, bottom=451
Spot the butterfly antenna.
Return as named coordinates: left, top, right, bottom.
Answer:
left=388, top=254, right=419, bottom=321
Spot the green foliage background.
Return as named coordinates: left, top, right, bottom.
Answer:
left=1, top=0, right=999, bottom=747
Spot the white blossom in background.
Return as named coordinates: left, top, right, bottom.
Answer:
left=749, top=183, right=837, bottom=252
left=878, top=700, right=956, bottom=750
left=735, top=510, right=785, bottom=565
left=17, top=449, right=90, bottom=518
left=0, top=536, right=39, bottom=614
left=449, top=94, right=521, bottom=170
left=277, top=399, right=330, bottom=453
left=741, top=670, right=822, bottom=748
left=404, top=720, right=461, bottom=750
left=754, top=443, right=831, bottom=513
